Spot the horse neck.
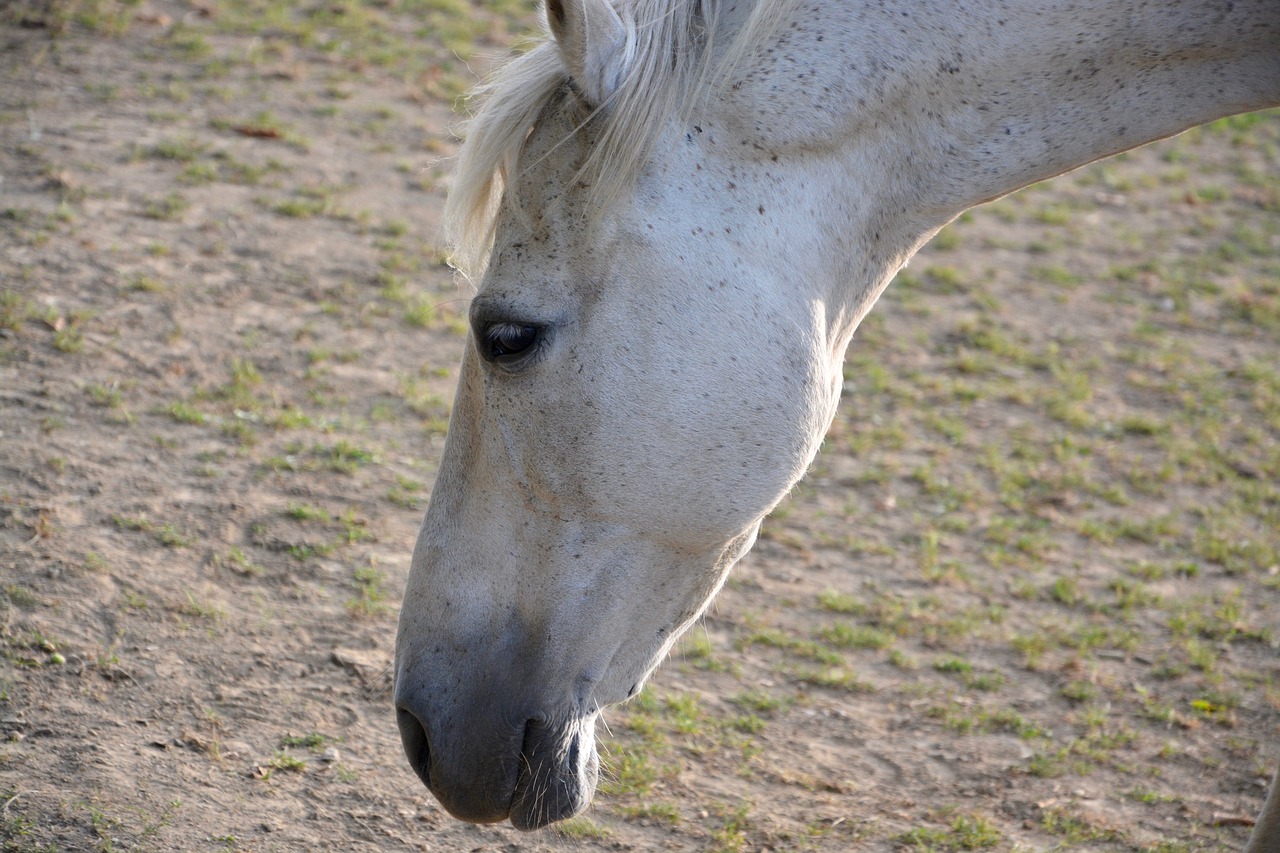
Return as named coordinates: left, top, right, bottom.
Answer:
left=888, top=0, right=1280, bottom=214
left=705, top=0, right=1280, bottom=345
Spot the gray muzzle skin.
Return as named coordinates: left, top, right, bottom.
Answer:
left=394, top=683, right=599, bottom=829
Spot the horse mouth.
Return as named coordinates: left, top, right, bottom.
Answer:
left=396, top=704, right=599, bottom=830
left=511, top=716, right=599, bottom=829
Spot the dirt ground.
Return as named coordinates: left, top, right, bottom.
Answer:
left=1, top=2, right=1277, bottom=851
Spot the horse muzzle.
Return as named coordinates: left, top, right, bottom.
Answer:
left=395, top=689, right=599, bottom=829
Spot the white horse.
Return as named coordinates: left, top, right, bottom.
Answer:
left=394, top=0, right=1280, bottom=841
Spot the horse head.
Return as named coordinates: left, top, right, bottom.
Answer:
left=393, top=0, right=844, bottom=828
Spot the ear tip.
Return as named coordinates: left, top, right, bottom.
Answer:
left=546, top=0, right=566, bottom=28
left=546, top=0, right=630, bottom=107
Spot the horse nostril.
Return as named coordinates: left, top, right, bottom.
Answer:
left=396, top=707, right=433, bottom=788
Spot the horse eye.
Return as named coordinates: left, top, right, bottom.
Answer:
left=481, top=322, right=539, bottom=361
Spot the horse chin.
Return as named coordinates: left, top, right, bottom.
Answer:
left=509, top=716, right=600, bottom=830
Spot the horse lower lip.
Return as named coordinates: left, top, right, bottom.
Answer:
left=509, top=717, right=598, bottom=830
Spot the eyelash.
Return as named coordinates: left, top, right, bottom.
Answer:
left=479, top=322, right=543, bottom=367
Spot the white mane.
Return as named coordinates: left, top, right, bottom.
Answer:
left=443, top=0, right=798, bottom=276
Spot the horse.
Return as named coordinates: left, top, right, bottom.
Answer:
left=393, top=0, right=1280, bottom=842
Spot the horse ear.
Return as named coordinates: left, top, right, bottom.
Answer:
left=546, top=0, right=630, bottom=107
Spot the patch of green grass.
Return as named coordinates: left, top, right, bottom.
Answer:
left=268, top=406, right=315, bottom=431
left=347, top=565, right=389, bottom=617
left=1027, top=746, right=1076, bottom=778
left=1040, top=805, right=1125, bottom=844
left=933, top=656, right=972, bottom=675
left=920, top=265, right=968, bottom=294
left=1034, top=264, right=1084, bottom=287
left=961, top=670, right=1005, bottom=691
left=619, top=801, right=681, bottom=824
left=816, top=621, right=893, bottom=650
left=897, top=812, right=1001, bottom=851
left=1124, top=786, right=1176, bottom=805
left=0, top=289, right=27, bottom=331
left=930, top=226, right=962, bottom=251
left=142, top=191, right=190, bottom=221
left=163, top=26, right=212, bottom=60
left=5, top=585, right=40, bottom=609
left=1191, top=513, right=1278, bottom=575
left=181, top=590, right=225, bottom=623
left=948, top=317, right=1034, bottom=365
left=155, top=524, right=194, bottom=548
left=179, top=161, right=220, bottom=184
left=661, top=692, right=704, bottom=734
left=708, top=801, right=752, bottom=853
left=217, top=546, right=263, bottom=576
left=676, top=631, right=736, bottom=673
left=386, top=476, right=426, bottom=510
left=0, top=786, right=46, bottom=849
left=599, top=744, right=659, bottom=797
left=113, top=514, right=152, bottom=533
left=889, top=648, right=919, bottom=669
left=164, top=401, right=206, bottom=425
left=932, top=702, right=1049, bottom=739
left=555, top=816, right=610, bottom=840
left=266, top=750, right=306, bottom=773
left=1048, top=575, right=1081, bottom=606
left=269, top=193, right=332, bottom=219
left=332, top=509, right=372, bottom=545
left=145, top=137, right=206, bottom=163
left=1168, top=591, right=1263, bottom=642
left=288, top=542, right=334, bottom=562
left=1189, top=695, right=1237, bottom=726
left=40, top=308, right=91, bottom=353
left=279, top=732, right=328, bottom=750
left=286, top=503, right=329, bottom=523
left=730, top=714, right=766, bottom=734
left=729, top=690, right=792, bottom=717
left=323, top=440, right=375, bottom=473
left=128, top=272, right=168, bottom=292
left=737, top=628, right=842, bottom=665
left=1060, top=680, right=1098, bottom=703
left=793, top=666, right=874, bottom=692
left=219, top=357, right=263, bottom=406
left=113, top=507, right=195, bottom=548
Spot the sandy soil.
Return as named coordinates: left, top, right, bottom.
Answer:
left=1, top=2, right=1277, bottom=851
